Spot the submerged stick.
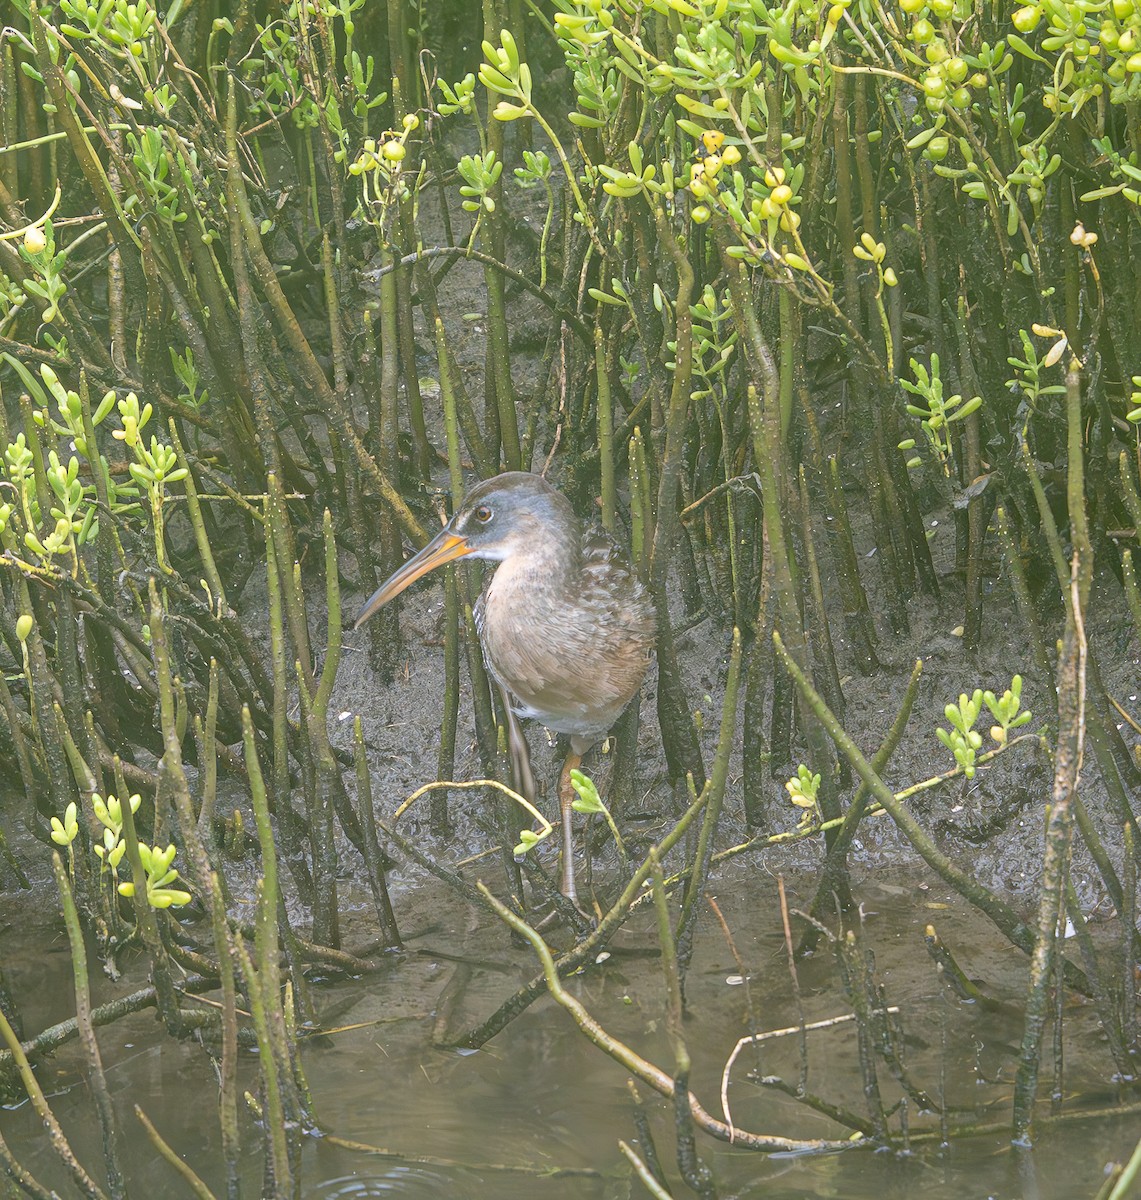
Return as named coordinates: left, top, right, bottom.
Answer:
left=135, top=1106, right=218, bottom=1200
left=455, top=782, right=713, bottom=1049
left=0, top=1003, right=108, bottom=1200
left=478, top=882, right=855, bottom=1155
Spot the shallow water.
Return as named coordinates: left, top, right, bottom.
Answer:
left=2, top=864, right=1138, bottom=1199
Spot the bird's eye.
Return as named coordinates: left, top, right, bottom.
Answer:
left=474, top=505, right=493, bottom=523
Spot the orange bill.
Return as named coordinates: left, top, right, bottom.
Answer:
left=354, top=529, right=474, bottom=628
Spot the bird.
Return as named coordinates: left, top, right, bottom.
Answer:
left=354, top=471, right=656, bottom=905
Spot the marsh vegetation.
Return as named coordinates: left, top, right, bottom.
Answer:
left=1, top=0, right=1140, bottom=1194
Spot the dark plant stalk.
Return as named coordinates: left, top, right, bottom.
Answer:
left=759, top=1073, right=879, bottom=1136
left=169, top=419, right=228, bottom=610
left=797, top=465, right=844, bottom=718
left=1122, top=549, right=1141, bottom=646
left=314, top=503, right=343, bottom=714
left=1021, top=436, right=1071, bottom=593
left=777, top=280, right=795, bottom=442
left=54, top=700, right=97, bottom=793
left=265, top=523, right=311, bottom=903
left=434, top=568, right=461, bottom=837
left=675, top=629, right=742, bottom=992
left=995, top=506, right=1055, bottom=696
left=483, top=259, right=521, bottom=470
left=924, top=924, right=993, bottom=1006
left=837, top=930, right=889, bottom=1144
left=299, top=509, right=345, bottom=948
left=266, top=471, right=315, bottom=693
left=596, top=324, right=616, bottom=533
left=625, top=1080, right=668, bottom=1191
left=742, top=555, right=774, bottom=828
left=395, top=268, right=432, bottom=479
left=239, top=706, right=297, bottom=1195
left=463, top=590, right=501, bottom=777
left=824, top=453, right=879, bottom=672
left=195, top=658, right=221, bottom=849
left=800, top=658, right=923, bottom=952
left=648, top=204, right=704, bottom=788
left=15, top=575, right=73, bottom=817
left=352, top=718, right=403, bottom=950
left=425, top=288, right=494, bottom=478
left=207, top=871, right=241, bottom=1200
left=950, top=297, right=985, bottom=651
left=629, top=426, right=650, bottom=573
left=296, top=663, right=339, bottom=950
left=52, top=852, right=125, bottom=1200
left=81, top=712, right=105, bottom=798
left=116, top=770, right=182, bottom=1033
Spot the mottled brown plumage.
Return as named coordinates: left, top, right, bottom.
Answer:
left=355, top=472, right=655, bottom=903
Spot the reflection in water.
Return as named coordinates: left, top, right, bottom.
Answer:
left=1, top=864, right=1137, bottom=1199
left=317, top=1167, right=478, bottom=1198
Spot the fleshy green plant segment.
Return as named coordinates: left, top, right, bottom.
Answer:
left=0, top=361, right=185, bottom=578
left=117, top=842, right=192, bottom=910
left=569, top=769, right=627, bottom=862
left=786, top=764, right=822, bottom=829
left=91, top=791, right=142, bottom=871
left=900, top=355, right=983, bottom=478
left=937, top=677, right=1032, bottom=779
left=784, top=676, right=1034, bottom=829
left=51, top=792, right=192, bottom=909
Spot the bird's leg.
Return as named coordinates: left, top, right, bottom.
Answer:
left=557, top=750, right=583, bottom=903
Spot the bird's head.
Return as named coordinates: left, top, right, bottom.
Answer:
left=354, top=472, right=577, bottom=628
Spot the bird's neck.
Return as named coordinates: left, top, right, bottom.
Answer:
left=487, top=524, right=581, bottom=607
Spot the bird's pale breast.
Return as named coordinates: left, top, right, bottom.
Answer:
left=475, top=532, right=655, bottom=744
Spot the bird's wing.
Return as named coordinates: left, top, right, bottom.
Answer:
left=579, top=526, right=657, bottom=642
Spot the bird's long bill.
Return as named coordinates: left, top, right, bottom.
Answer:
left=353, top=527, right=474, bottom=628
